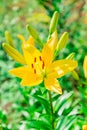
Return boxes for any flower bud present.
[5,31,14,47]
[83,55,87,79]
[26,25,43,48]
[49,11,58,34]
[66,53,79,80]
[49,30,58,50]
[66,53,75,60]
[27,25,38,39]
[71,70,79,80]
[56,32,68,52]
[2,43,26,64]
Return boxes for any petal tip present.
[57,88,62,95]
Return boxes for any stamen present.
[42,61,45,69]
[34,57,36,62]
[31,64,34,68]
[34,69,36,74]
[39,56,42,61]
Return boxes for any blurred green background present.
[0,0,87,130]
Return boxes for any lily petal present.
[48,60,78,78]
[44,77,62,94]
[21,72,43,86]
[9,66,28,78]
[27,36,34,45]
[9,66,43,86]
[22,44,42,67]
[42,43,53,68]
[42,31,58,68]
[18,34,34,46]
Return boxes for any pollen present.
[42,61,45,69]
[31,64,34,68]
[34,69,36,74]
[34,57,36,62]
[39,56,42,61]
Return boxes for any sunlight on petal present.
[47,60,78,78]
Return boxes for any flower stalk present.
[48,91,54,130]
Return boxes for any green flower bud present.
[83,55,87,79]
[26,25,43,48]
[49,11,58,34]
[5,31,14,47]
[56,32,68,52]
[66,53,79,80]
[71,70,79,80]
[2,43,26,64]
[27,25,38,39]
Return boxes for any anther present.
[34,57,36,62]
[31,64,34,68]
[42,61,45,69]
[34,69,36,74]
[39,56,42,61]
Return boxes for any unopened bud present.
[2,43,26,64]
[27,25,38,39]
[56,32,68,52]
[49,30,58,50]
[71,70,79,80]
[66,53,78,80]
[27,25,43,48]
[5,31,14,47]
[83,55,87,79]
[49,11,58,34]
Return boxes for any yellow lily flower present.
[9,32,77,94]
[82,125,87,130]
[83,55,87,79]
[3,33,35,65]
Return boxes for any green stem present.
[48,91,54,130]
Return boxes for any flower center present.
[31,56,45,75]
